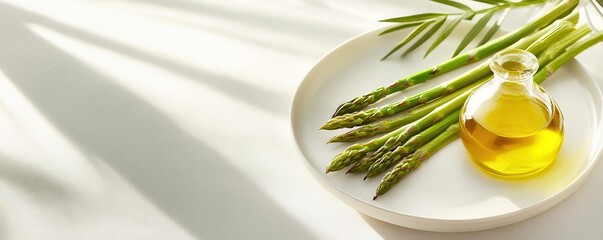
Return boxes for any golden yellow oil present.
[501,60,525,71]
[459,90,564,177]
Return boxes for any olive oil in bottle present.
[459,49,564,176]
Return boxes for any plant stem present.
[371,23,600,197]
[365,109,460,178]
[534,31,603,84]
[322,17,576,130]
[374,124,460,200]
[328,83,468,143]
[331,0,579,117]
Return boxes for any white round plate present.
[290,25,603,232]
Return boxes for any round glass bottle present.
[459,49,564,176]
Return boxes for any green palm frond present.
[402,16,448,57]
[380,0,552,59]
[454,9,495,56]
[477,8,510,46]
[424,13,468,58]
[381,20,435,60]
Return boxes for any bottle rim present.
[490,49,539,81]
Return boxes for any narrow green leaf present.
[470,0,507,5]
[477,8,509,46]
[379,22,425,36]
[423,14,466,58]
[380,13,445,23]
[476,21,502,46]
[431,0,473,12]
[464,11,476,21]
[402,17,447,56]
[381,21,434,60]
[453,10,495,56]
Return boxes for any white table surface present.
[0,0,602,239]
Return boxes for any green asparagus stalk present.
[328,84,466,143]
[372,28,603,198]
[365,109,460,179]
[346,109,460,175]
[534,31,603,84]
[321,61,487,130]
[331,0,579,117]
[320,19,575,130]
[321,59,491,130]
[535,24,593,70]
[341,23,576,176]
[351,82,479,173]
[523,21,575,54]
[325,125,409,173]
[325,22,583,173]
[344,124,416,174]
[361,22,575,175]
[321,65,485,130]
[373,124,460,200]
[325,13,595,176]
[327,17,579,141]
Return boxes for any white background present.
[0,0,601,239]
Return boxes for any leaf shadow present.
[0,2,317,239]
[2,1,292,116]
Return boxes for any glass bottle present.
[459,49,564,177]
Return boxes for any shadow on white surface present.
[2,2,292,116]
[0,156,78,206]
[0,2,317,239]
[123,0,363,58]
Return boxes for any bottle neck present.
[491,72,535,96]
[489,49,539,96]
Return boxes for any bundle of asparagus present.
[320,0,603,199]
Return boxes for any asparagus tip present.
[319,124,336,130]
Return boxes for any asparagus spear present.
[365,109,460,179]
[320,19,577,130]
[346,109,460,175]
[535,24,593,72]
[331,0,579,117]
[321,64,487,130]
[372,28,603,199]
[325,22,578,173]
[325,125,409,173]
[358,79,477,165]
[534,30,603,84]
[373,124,460,200]
[362,22,575,175]
[327,17,579,141]
[328,86,464,143]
